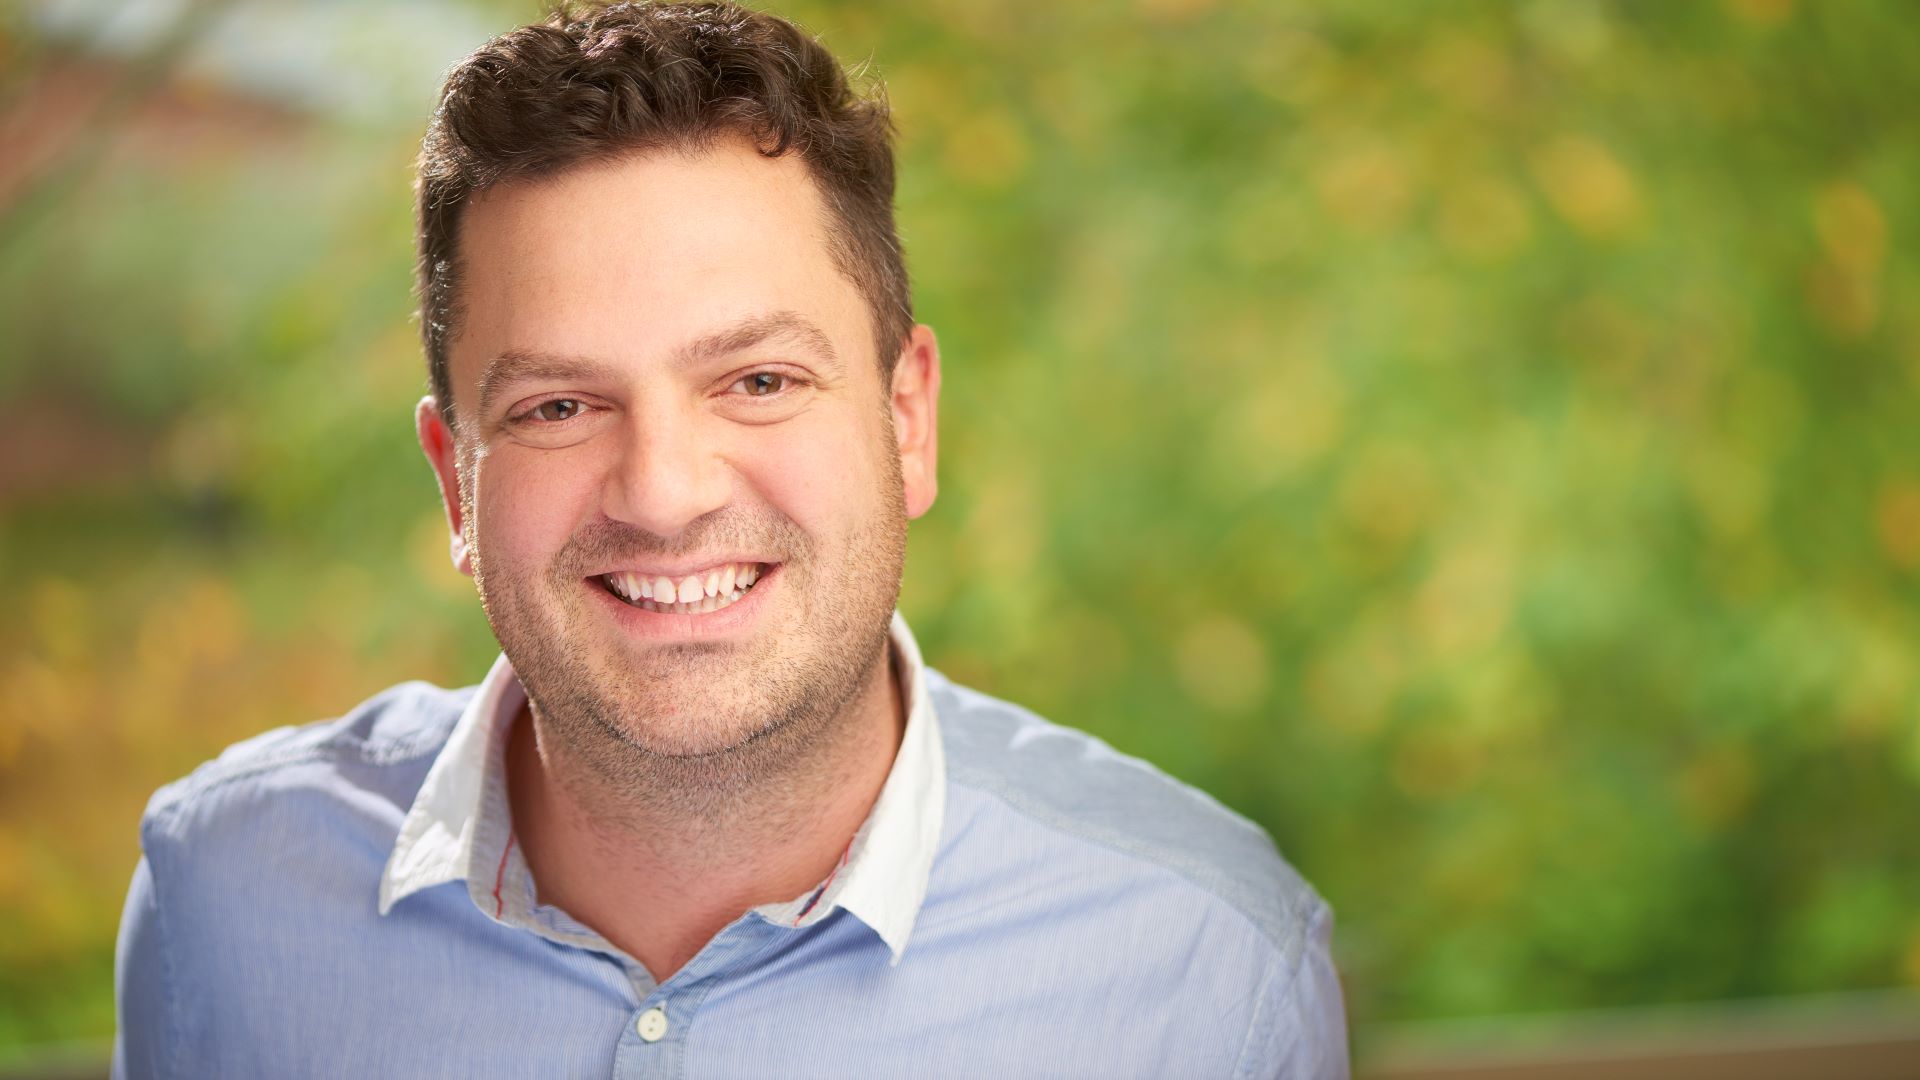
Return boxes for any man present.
[114,3,1348,1076]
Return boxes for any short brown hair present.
[414,1,911,426]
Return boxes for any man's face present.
[416,138,939,758]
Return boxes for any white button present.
[636,1007,668,1042]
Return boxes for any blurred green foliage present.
[2,0,1918,1057]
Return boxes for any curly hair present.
[414,2,911,426]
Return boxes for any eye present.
[735,372,787,397]
[530,398,584,422]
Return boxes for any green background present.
[2,0,1917,1059]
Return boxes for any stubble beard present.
[460,451,908,832]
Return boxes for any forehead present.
[447,138,870,403]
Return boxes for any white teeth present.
[607,563,765,614]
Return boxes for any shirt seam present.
[150,714,459,818]
[948,775,1321,958]
[1232,901,1324,1078]
[1231,951,1283,1079]
[141,817,184,1079]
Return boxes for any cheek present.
[739,415,884,532]
[473,450,605,564]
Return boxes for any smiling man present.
[113,3,1347,1077]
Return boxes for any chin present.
[609,710,778,758]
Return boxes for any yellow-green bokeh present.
[2,0,1918,1055]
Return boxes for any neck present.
[505,640,905,981]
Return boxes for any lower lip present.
[585,565,781,641]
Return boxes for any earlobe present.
[415,396,475,577]
[891,325,942,520]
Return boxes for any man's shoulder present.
[926,668,1327,961]
[119,680,487,1074]
[141,678,472,848]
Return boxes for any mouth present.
[595,561,770,615]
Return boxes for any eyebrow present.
[474,310,842,416]
[679,310,840,377]
[475,352,622,416]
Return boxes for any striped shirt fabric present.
[114,613,1348,1078]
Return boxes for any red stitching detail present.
[791,838,855,926]
[493,832,516,919]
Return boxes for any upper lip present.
[587,558,776,579]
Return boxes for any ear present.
[415,396,474,577]
[890,324,941,520]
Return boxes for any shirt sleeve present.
[1235,901,1351,1080]
[114,853,171,1080]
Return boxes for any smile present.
[597,561,766,615]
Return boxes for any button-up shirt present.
[115,613,1348,1078]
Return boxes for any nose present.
[599,406,732,539]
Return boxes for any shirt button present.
[636,1007,669,1042]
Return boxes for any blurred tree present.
[1,0,1917,1058]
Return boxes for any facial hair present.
[459,444,907,833]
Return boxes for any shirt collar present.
[379,611,946,965]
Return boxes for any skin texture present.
[414,136,941,980]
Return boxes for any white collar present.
[379,611,946,965]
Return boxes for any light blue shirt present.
[115,614,1348,1078]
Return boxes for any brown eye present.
[533,399,583,421]
[742,372,785,396]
